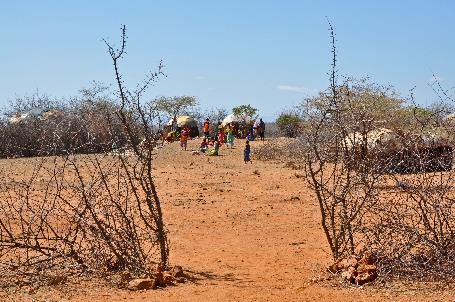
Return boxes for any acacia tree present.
[232,104,258,124]
[203,107,228,123]
[359,75,455,280]
[154,95,198,122]
[276,110,303,138]
[200,107,228,133]
[303,85,390,259]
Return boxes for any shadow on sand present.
[184,269,248,286]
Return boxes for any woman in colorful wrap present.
[217,123,225,146]
[180,126,189,150]
[226,124,235,148]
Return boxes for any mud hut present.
[344,128,453,174]
[221,114,252,127]
[165,115,199,138]
[221,114,253,138]
[8,107,63,124]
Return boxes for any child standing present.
[244,140,252,164]
[200,138,208,153]
[180,127,189,150]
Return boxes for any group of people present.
[166,117,264,163]
[253,118,266,141]
[205,121,236,148]
[197,131,251,163]
[198,137,221,156]
[199,119,234,156]
[200,118,257,163]
[203,118,265,142]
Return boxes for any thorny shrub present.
[0,26,170,288]
[263,21,455,282]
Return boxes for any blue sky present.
[1,1,454,120]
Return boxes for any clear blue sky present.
[1,1,454,120]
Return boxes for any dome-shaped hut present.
[344,127,452,173]
[165,115,199,138]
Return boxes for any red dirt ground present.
[2,138,453,302]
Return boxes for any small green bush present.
[276,112,303,138]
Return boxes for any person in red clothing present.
[199,138,208,153]
[203,118,210,138]
[180,126,189,150]
[217,122,225,146]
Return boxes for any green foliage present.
[202,107,228,132]
[232,104,258,120]
[389,105,439,133]
[302,79,406,133]
[399,105,432,119]
[276,112,303,137]
[154,95,198,118]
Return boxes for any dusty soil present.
[1,138,454,301]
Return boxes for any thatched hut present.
[220,114,254,138]
[344,128,453,174]
[221,114,252,127]
[8,107,64,124]
[165,115,199,138]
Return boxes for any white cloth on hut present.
[221,114,252,127]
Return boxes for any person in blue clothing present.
[247,130,255,141]
[244,140,252,164]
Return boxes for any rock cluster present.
[126,265,186,291]
[328,253,378,285]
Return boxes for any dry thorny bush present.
[0,85,137,159]
[315,83,454,283]
[254,137,306,163]
[304,81,455,281]
[0,25,170,288]
[257,22,455,284]
[363,170,455,281]
[0,154,161,285]
[259,81,455,282]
